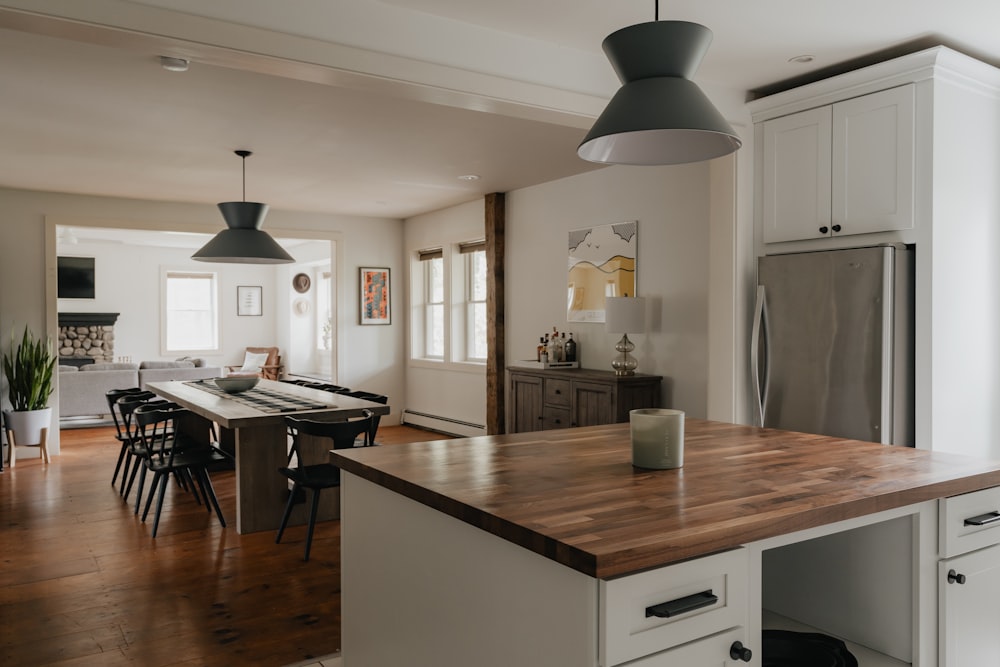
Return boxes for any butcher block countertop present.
[330,419,1000,579]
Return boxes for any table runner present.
[185,379,329,413]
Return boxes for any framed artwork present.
[237,285,263,317]
[360,267,391,325]
[567,221,637,323]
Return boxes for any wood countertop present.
[330,419,1000,579]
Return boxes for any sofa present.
[59,359,223,419]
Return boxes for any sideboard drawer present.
[940,485,1000,558]
[542,406,571,430]
[600,548,748,666]
[544,379,571,407]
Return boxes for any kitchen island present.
[331,420,1000,666]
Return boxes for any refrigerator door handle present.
[751,285,770,427]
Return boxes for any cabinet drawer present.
[544,379,571,407]
[615,627,748,666]
[542,406,571,430]
[600,548,748,666]
[940,485,1000,558]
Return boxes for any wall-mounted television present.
[57,256,96,299]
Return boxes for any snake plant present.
[2,326,56,412]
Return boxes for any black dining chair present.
[116,391,160,500]
[345,391,388,444]
[276,410,375,561]
[134,403,229,537]
[106,387,145,488]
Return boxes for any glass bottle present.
[564,333,577,363]
[549,328,562,362]
[536,337,546,362]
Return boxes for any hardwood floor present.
[0,424,453,666]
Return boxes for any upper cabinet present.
[761,85,915,243]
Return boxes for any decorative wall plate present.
[293,298,310,316]
[293,272,311,293]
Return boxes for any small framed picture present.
[237,285,262,317]
[359,267,391,325]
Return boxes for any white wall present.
[404,199,488,429]
[507,163,714,417]
[0,187,405,456]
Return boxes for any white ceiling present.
[4,0,1000,243]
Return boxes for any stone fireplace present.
[58,312,120,366]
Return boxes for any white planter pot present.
[3,407,53,446]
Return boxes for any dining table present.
[146,378,391,534]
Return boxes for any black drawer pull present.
[964,511,1000,526]
[645,590,717,618]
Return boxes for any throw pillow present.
[240,351,270,373]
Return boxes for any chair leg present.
[119,452,133,496]
[141,472,161,521]
[150,474,169,538]
[195,468,226,528]
[304,488,322,562]
[133,465,148,515]
[275,483,298,545]
[123,457,141,502]
[111,442,128,486]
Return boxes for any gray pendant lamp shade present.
[578,21,742,166]
[192,151,294,264]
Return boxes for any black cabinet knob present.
[730,640,752,662]
[948,569,967,585]
[832,224,842,232]
[819,226,829,234]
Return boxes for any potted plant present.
[2,325,56,461]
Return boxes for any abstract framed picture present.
[360,267,391,325]
[567,221,637,323]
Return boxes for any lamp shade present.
[578,21,742,166]
[192,202,294,264]
[606,296,647,334]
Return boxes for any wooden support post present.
[485,192,506,435]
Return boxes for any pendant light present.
[192,150,294,264]
[578,2,742,166]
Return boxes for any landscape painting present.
[567,221,637,323]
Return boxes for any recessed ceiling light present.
[160,56,189,72]
[458,174,481,181]
[788,55,815,64]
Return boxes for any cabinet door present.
[571,381,614,427]
[761,105,832,243]
[940,543,1000,666]
[832,84,915,237]
[509,374,543,433]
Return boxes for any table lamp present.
[605,296,647,376]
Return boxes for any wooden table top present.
[330,419,1000,578]
[147,378,390,429]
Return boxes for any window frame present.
[161,268,220,355]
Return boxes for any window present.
[316,269,332,351]
[420,248,444,359]
[163,270,219,352]
[461,241,487,361]
[411,241,487,365]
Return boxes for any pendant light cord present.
[654,0,658,21]
[235,149,252,202]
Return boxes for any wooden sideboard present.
[506,366,661,433]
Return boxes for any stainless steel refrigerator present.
[752,244,914,446]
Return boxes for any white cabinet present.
[939,487,1000,666]
[939,544,1000,666]
[761,85,915,243]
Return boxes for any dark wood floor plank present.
[1,423,448,666]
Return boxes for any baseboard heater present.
[400,410,486,438]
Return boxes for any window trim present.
[161,268,220,355]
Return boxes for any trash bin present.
[763,630,859,667]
